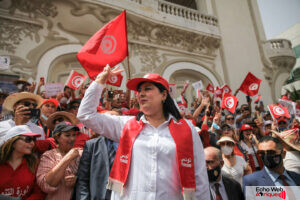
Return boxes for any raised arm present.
[77,65,132,142]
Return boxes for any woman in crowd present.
[0,125,44,199]
[217,136,252,186]
[77,65,209,200]
[239,124,263,172]
[36,122,81,200]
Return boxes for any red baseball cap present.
[126,73,169,91]
[277,118,287,123]
[240,124,253,131]
[41,98,59,108]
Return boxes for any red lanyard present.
[38,120,50,138]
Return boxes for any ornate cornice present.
[0,18,42,53]
[9,0,58,17]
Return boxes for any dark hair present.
[136,82,182,121]
[258,136,283,151]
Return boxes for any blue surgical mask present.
[41,113,48,121]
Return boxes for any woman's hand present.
[95,64,124,85]
[65,175,77,187]
[65,148,80,161]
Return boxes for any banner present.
[0,56,10,70]
[192,80,203,91]
[278,98,296,116]
[206,83,214,93]
[45,83,64,98]
[65,70,87,90]
[239,72,262,96]
[77,10,128,79]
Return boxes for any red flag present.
[254,94,262,104]
[214,86,223,98]
[268,104,291,119]
[239,72,262,96]
[65,70,87,90]
[197,89,202,98]
[180,95,187,108]
[77,10,128,79]
[107,74,123,87]
[221,93,238,113]
[206,83,214,93]
[221,84,232,94]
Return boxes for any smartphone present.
[246,95,251,103]
[25,108,40,118]
[108,91,114,101]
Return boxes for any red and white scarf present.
[107,117,196,199]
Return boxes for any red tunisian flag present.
[239,72,262,96]
[77,10,128,79]
[221,93,238,113]
[214,86,223,99]
[66,70,87,90]
[268,104,291,119]
[221,84,232,94]
[107,74,123,87]
[206,83,214,93]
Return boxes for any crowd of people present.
[0,66,299,200]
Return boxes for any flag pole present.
[124,10,132,107]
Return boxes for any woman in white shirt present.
[77,66,209,200]
[217,136,252,186]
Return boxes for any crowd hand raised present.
[14,105,31,125]
[201,96,210,107]
[65,175,77,187]
[95,64,124,85]
[254,119,263,128]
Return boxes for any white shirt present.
[283,151,300,173]
[240,140,259,167]
[0,119,45,139]
[77,82,210,200]
[221,155,247,186]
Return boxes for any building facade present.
[0,0,296,105]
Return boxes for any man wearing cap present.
[277,117,288,132]
[0,92,44,137]
[204,146,244,200]
[36,98,59,138]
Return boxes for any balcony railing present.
[158,0,218,26]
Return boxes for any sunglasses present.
[53,117,65,124]
[278,122,286,125]
[257,150,281,157]
[23,101,37,108]
[19,136,36,143]
[226,117,234,121]
[219,141,234,146]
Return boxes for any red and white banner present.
[278,98,296,116]
[221,93,238,113]
[106,74,123,87]
[196,89,202,99]
[268,104,291,119]
[77,10,128,79]
[239,72,261,96]
[192,80,203,91]
[221,84,232,94]
[65,70,87,90]
[206,83,214,93]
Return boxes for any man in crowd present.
[243,136,300,191]
[204,146,244,200]
[0,92,44,136]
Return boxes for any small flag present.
[239,72,261,96]
[106,74,123,87]
[65,70,87,90]
[268,104,291,119]
[221,93,238,113]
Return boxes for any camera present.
[108,91,114,101]
[25,108,40,118]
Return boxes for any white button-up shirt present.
[77,82,210,200]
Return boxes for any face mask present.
[41,113,48,121]
[207,165,221,182]
[260,154,282,169]
[221,145,233,155]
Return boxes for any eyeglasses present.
[219,141,234,146]
[23,101,37,108]
[222,127,232,132]
[257,150,281,157]
[53,117,65,124]
[19,136,36,143]
[226,117,234,121]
